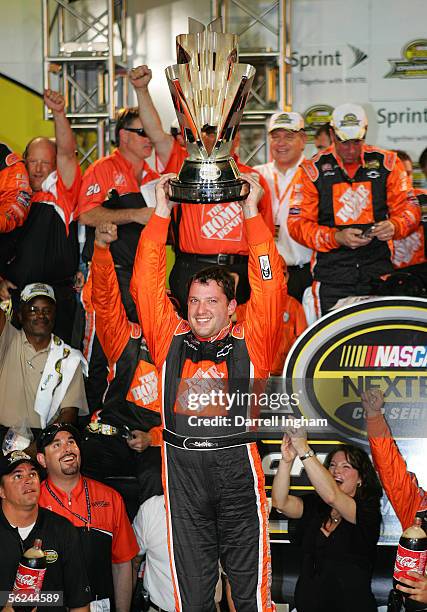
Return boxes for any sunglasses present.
[122,127,147,137]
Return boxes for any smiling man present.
[0,282,88,449]
[254,112,313,302]
[130,173,284,611]
[0,449,91,612]
[37,423,138,612]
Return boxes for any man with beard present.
[37,423,138,612]
[0,449,91,612]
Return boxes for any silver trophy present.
[166,18,256,204]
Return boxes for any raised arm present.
[365,389,423,529]
[91,223,134,364]
[289,426,358,524]
[243,174,286,376]
[44,89,78,189]
[130,174,180,369]
[271,433,304,518]
[130,65,175,168]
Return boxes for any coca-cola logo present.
[395,554,418,569]
[15,572,37,587]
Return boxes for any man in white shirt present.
[254,112,313,301]
[132,495,175,612]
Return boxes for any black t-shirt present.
[289,493,381,612]
[0,505,91,612]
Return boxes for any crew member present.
[0,90,81,344]
[0,449,91,612]
[254,111,312,301]
[80,223,163,517]
[288,103,421,316]
[130,173,283,611]
[37,423,138,612]
[0,142,31,236]
[365,389,427,607]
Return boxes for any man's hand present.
[361,389,384,418]
[154,173,178,219]
[129,65,152,91]
[44,88,65,115]
[335,228,373,249]
[0,279,17,301]
[369,220,395,241]
[95,223,118,247]
[127,430,152,453]
[396,572,427,603]
[280,433,297,464]
[240,173,263,219]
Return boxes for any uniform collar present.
[193,322,232,343]
[273,155,304,176]
[45,474,84,503]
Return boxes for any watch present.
[299,448,315,461]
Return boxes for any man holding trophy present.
[130,30,274,312]
[129,18,280,611]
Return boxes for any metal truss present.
[42,0,128,162]
[213,0,292,164]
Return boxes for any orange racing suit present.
[130,211,283,612]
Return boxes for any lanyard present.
[45,479,92,530]
[273,171,294,210]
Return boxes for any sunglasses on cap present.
[122,127,147,137]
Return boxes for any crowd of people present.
[0,62,427,612]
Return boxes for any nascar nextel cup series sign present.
[283,297,427,442]
[262,297,427,544]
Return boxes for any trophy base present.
[169,158,250,204]
[169,178,249,204]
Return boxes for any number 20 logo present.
[86,183,101,196]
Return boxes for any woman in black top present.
[272,427,382,612]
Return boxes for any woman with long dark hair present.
[272,427,382,612]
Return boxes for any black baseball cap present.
[37,423,81,453]
[0,450,39,477]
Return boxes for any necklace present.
[330,510,341,524]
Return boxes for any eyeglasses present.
[122,127,147,137]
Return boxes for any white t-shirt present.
[254,159,312,267]
[133,496,174,612]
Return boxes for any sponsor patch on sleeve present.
[5,152,19,167]
[259,254,273,280]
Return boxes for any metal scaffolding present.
[213,0,292,165]
[42,0,129,164]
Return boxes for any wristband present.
[299,448,315,461]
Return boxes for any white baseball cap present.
[268,111,304,133]
[20,283,56,303]
[330,103,368,141]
